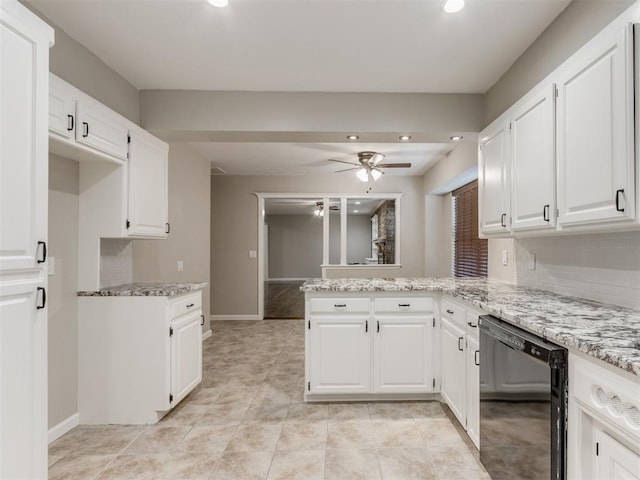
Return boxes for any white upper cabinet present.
[48,75,76,141]
[556,23,635,226]
[49,74,129,164]
[76,98,129,160]
[479,119,510,236]
[510,83,556,231]
[127,128,169,237]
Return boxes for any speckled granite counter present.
[78,282,207,297]
[301,278,640,377]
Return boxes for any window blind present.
[452,180,488,277]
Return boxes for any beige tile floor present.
[49,320,490,479]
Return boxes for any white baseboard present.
[210,314,261,321]
[48,412,79,444]
[202,329,212,341]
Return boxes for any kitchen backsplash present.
[100,238,133,288]
[515,231,640,309]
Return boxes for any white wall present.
[48,155,79,429]
[515,232,640,309]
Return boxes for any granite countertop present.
[301,277,640,378]
[78,282,208,297]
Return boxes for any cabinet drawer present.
[374,297,433,313]
[169,292,202,319]
[309,298,370,314]
[441,298,466,326]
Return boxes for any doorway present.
[262,198,323,319]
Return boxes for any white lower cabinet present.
[465,334,480,449]
[568,353,640,480]
[78,290,203,424]
[305,295,436,399]
[308,316,370,394]
[440,297,482,449]
[441,316,467,424]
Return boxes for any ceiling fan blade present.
[377,163,412,168]
[335,167,360,173]
[372,167,385,174]
[328,159,359,166]
[370,153,386,165]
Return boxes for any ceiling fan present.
[329,151,412,182]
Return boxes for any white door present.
[76,98,128,160]
[48,74,76,140]
[308,316,370,394]
[595,429,640,480]
[373,316,432,393]
[170,312,202,407]
[466,335,480,449]
[510,83,556,231]
[556,24,635,226]
[127,131,169,237]
[478,120,510,235]
[441,317,466,426]
[0,3,52,478]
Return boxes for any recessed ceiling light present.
[208,0,229,7]
[442,0,464,13]
[346,135,359,140]
[399,135,411,141]
[353,210,359,213]
[450,135,464,141]
[355,201,361,205]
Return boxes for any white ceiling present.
[29,0,571,177]
[191,141,455,175]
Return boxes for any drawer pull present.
[334,304,347,308]
[458,337,464,351]
[467,321,477,328]
[398,303,411,308]
[446,309,454,315]
[186,303,195,308]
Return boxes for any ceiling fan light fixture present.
[346,135,359,140]
[442,0,464,13]
[370,169,383,181]
[208,0,229,7]
[369,152,385,165]
[356,168,371,182]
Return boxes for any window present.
[452,181,487,277]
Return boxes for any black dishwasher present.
[478,315,567,480]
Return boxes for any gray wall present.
[266,215,323,279]
[210,175,424,317]
[132,143,212,325]
[48,156,80,429]
[484,0,633,125]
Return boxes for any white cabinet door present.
[0,280,47,480]
[170,312,203,407]
[441,317,466,426]
[557,24,635,226]
[308,316,370,394]
[374,316,432,393]
[48,74,76,140]
[465,335,480,449]
[76,99,128,160]
[479,120,510,235]
[510,84,556,231]
[0,7,49,274]
[594,429,640,480]
[127,130,169,237]
[0,3,51,477]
